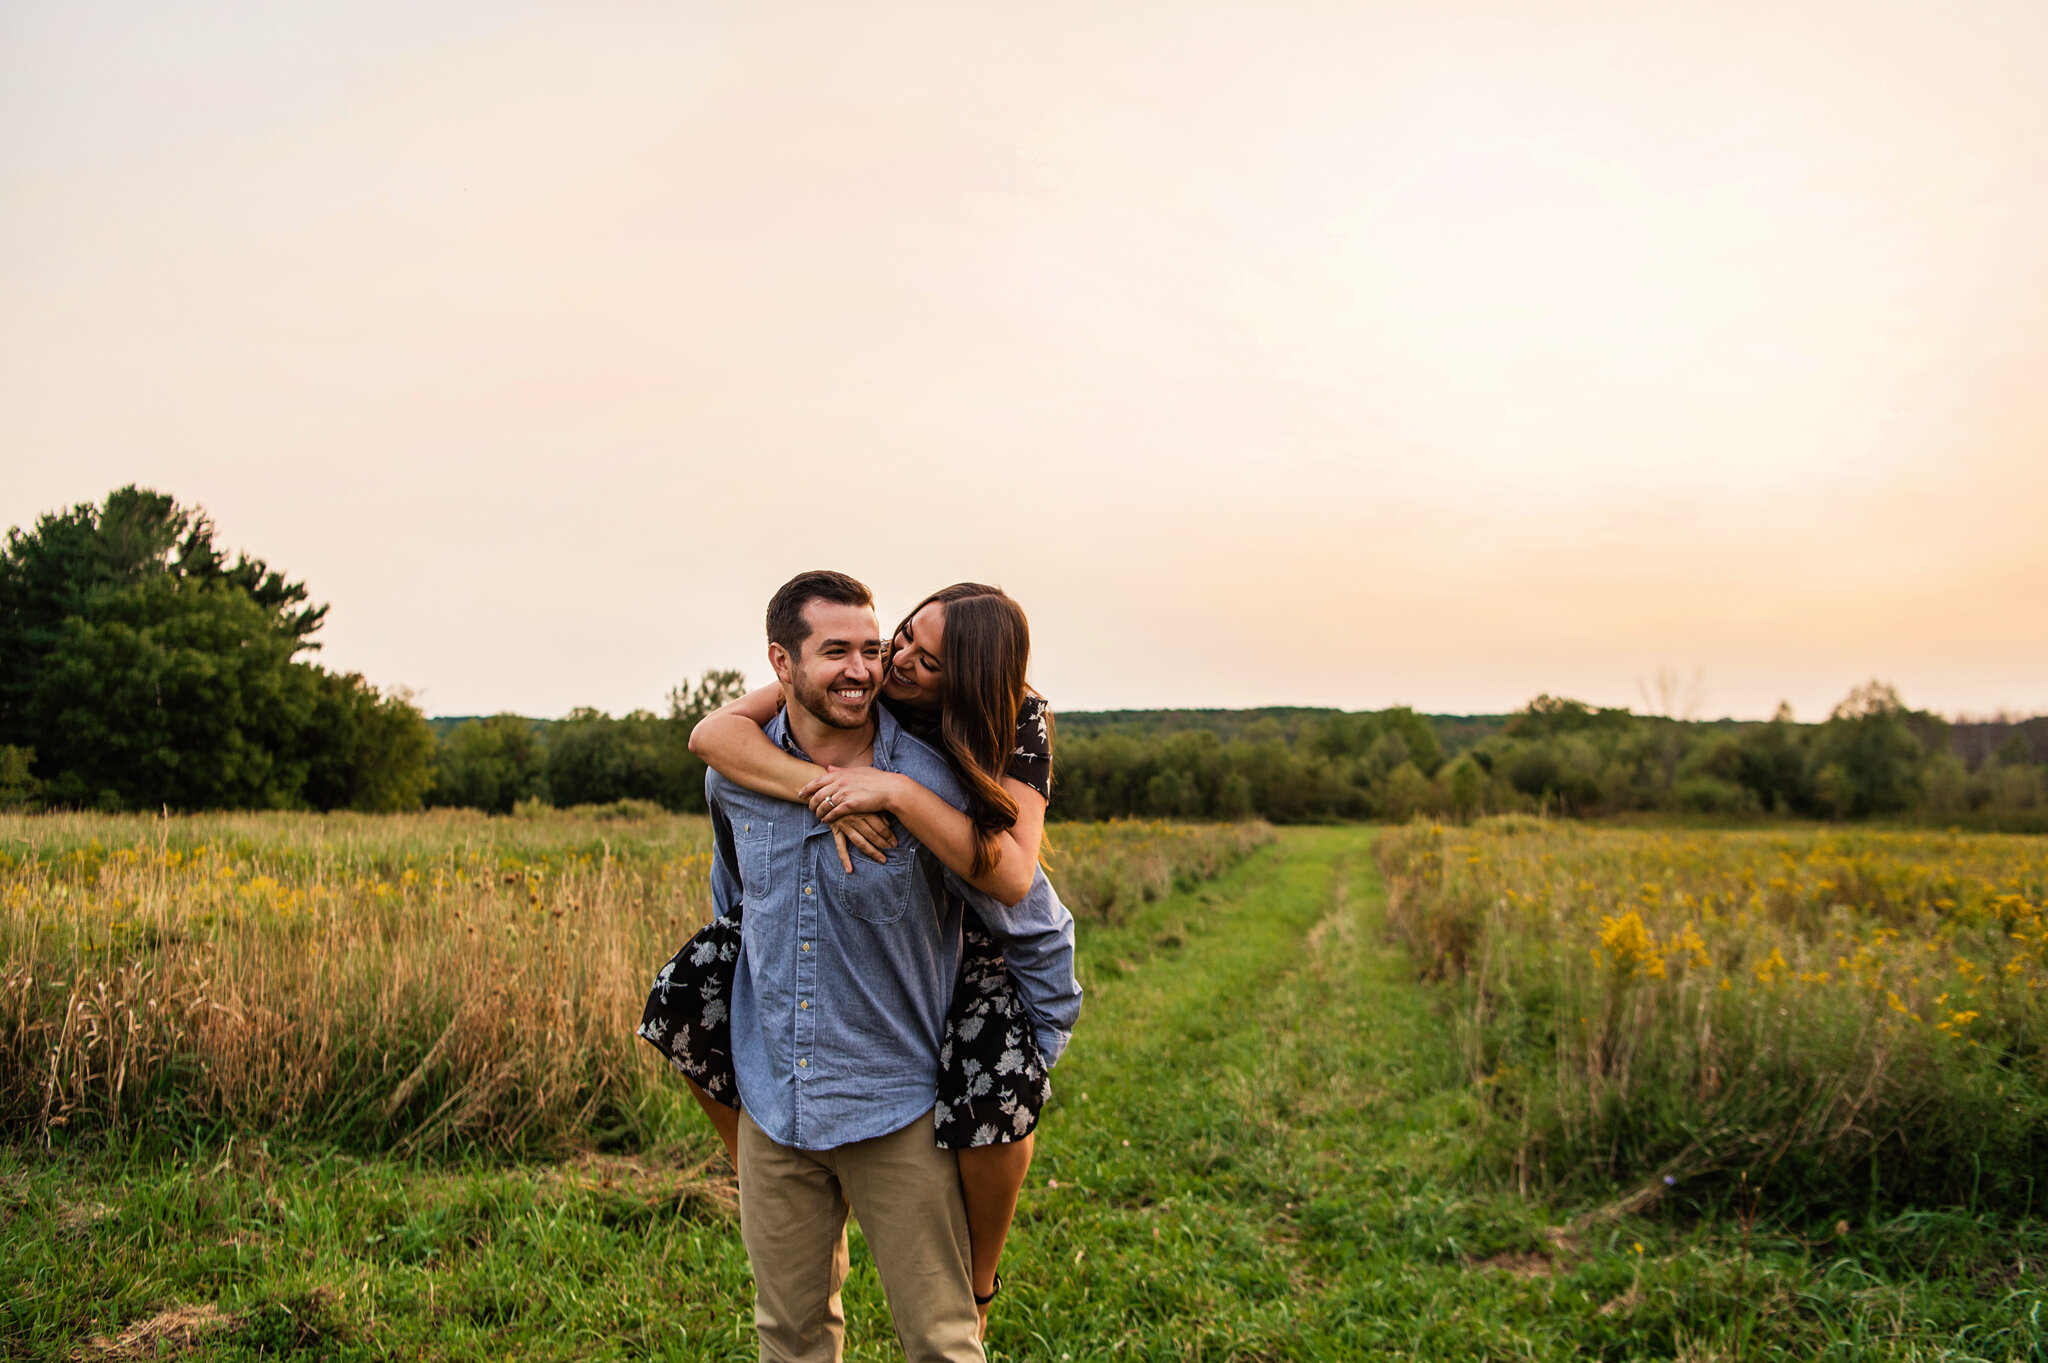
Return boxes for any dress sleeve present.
[1006,695,1053,802]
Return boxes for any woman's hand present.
[801,767,912,824]
[829,812,897,873]
[805,768,912,873]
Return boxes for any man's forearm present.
[949,868,1082,1065]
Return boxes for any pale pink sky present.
[5,2,2046,719]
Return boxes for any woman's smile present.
[885,601,949,707]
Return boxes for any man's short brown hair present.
[766,570,875,658]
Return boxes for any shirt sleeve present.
[706,775,743,922]
[944,865,1083,1067]
[1006,696,1053,802]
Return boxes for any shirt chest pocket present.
[736,820,773,901]
[837,843,919,924]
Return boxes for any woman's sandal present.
[975,1274,1001,1340]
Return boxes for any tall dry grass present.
[3,807,713,1153]
[1377,818,2048,1210]
[1052,819,1274,923]
[2,808,1271,1154]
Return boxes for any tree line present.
[0,487,433,812]
[420,674,745,815]
[5,488,2044,827]
[1046,688,2048,828]
[0,488,748,817]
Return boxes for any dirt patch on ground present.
[53,1198,116,1237]
[73,1305,233,1360]
[1469,1226,1588,1279]
[552,1151,738,1218]
[1598,1285,1644,1316]
[1304,878,1355,959]
[1576,1181,1665,1225]
[1473,1250,1556,1278]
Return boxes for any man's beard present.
[790,669,876,731]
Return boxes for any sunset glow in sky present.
[5,2,2046,719]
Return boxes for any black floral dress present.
[638,904,742,1106]
[638,695,1055,1150]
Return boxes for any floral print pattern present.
[640,700,1057,1143]
[638,902,1052,1147]
[637,903,743,1107]
[881,694,1053,802]
[1008,695,1053,801]
[934,909,1051,1149]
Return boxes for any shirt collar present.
[764,701,900,771]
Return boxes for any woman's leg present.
[957,1133,1034,1336]
[685,1076,741,1170]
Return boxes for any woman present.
[641,583,1055,1337]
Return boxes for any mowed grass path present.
[7,827,2045,1360]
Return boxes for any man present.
[707,570,1081,1363]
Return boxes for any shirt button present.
[802,942,810,951]
[800,999,809,1010]
[804,886,812,895]
[798,1058,808,1068]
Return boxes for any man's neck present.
[782,692,877,768]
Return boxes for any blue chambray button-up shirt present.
[707,703,1083,1152]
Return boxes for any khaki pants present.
[737,1110,984,1363]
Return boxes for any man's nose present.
[843,651,874,682]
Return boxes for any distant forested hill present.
[1055,707,1345,743]
[1058,707,1516,757]
[1059,707,1779,756]
[1039,693,2048,828]
[417,699,2048,829]
[426,715,555,742]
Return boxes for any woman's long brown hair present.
[895,583,1045,879]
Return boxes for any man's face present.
[771,599,884,731]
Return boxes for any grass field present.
[1377,820,2048,1211]
[6,823,2047,1360]
[2,808,1267,1153]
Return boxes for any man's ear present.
[768,642,794,687]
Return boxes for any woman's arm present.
[689,685,893,867]
[800,769,1047,907]
[687,685,817,802]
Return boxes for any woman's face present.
[883,600,946,710]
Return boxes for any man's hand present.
[829,812,896,873]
